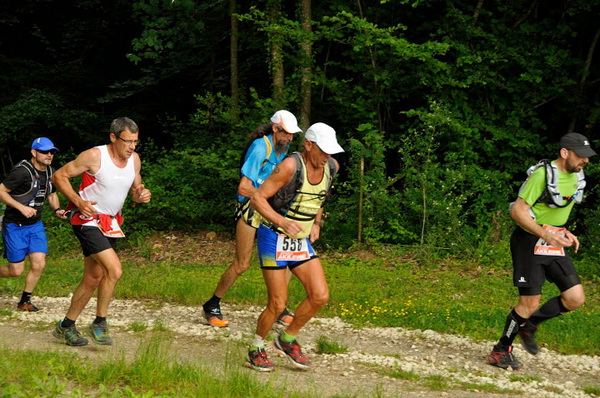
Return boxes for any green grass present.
[1,242,599,356]
[315,336,349,354]
[0,336,309,398]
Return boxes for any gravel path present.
[1,296,598,397]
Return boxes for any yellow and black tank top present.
[267,152,337,239]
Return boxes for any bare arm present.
[47,192,67,219]
[129,152,151,203]
[0,183,37,218]
[237,176,256,199]
[52,148,100,218]
[511,197,579,252]
[251,158,304,238]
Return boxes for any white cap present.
[270,110,302,134]
[304,123,344,155]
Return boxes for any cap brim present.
[574,148,597,157]
[284,124,303,134]
[320,142,344,155]
[35,146,59,152]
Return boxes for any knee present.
[310,289,329,309]
[563,293,585,311]
[106,267,123,283]
[83,273,103,288]
[9,268,24,277]
[268,297,287,315]
[231,258,251,276]
[29,261,46,274]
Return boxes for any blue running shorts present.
[256,224,318,270]
[2,221,48,263]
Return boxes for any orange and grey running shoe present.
[273,334,311,369]
[203,306,229,327]
[17,301,41,312]
[486,344,523,370]
[245,347,275,372]
[276,309,294,327]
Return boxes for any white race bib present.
[276,234,310,261]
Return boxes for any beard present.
[275,140,289,153]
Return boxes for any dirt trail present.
[1,296,598,397]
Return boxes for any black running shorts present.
[72,225,118,257]
[510,227,581,295]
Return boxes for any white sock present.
[252,334,265,348]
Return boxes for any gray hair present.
[110,117,139,137]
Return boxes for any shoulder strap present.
[9,160,38,204]
[261,135,273,168]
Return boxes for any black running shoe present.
[17,301,41,312]
[518,323,539,355]
[486,344,522,370]
[202,306,229,327]
[52,321,88,346]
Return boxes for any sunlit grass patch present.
[423,374,451,390]
[582,385,600,396]
[127,321,149,332]
[315,336,348,354]
[457,381,523,395]
[0,308,13,317]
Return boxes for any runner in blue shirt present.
[202,110,302,327]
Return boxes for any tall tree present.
[299,0,312,129]
[268,0,285,108]
[230,0,240,120]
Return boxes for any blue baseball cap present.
[31,137,59,152]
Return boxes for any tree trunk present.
[268,0,285,109]
[568,26,600,132]
[299,0,312,131]
[230,0,240,120]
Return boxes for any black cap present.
[559,132,597,158]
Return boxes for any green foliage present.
[315,336,349,354]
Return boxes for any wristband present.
[54,208,63,213]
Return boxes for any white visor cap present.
[304,122,344,155]
[270,110,302,134]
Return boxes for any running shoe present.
[518,323,539,355]
[17,301,41,312]
[245,348,275,372]
[273,335,311,369]
[486,344,523,370]
[87,322,113,345]
[203,306,229,327]
[52,321,88,346]
[276,309,294,327]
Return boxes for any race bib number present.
[98,218,126,238]
[534,225,565,256]
[276,234,310,261]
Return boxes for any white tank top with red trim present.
[79,145,135,217]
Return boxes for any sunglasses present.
[36,149,57,155]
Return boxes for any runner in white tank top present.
[51,117,152,347]
[77,144,135,222]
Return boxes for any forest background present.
[1,0,599,279]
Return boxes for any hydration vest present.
[9,160,53,207]
[239,135,273,175]
[514,159,585,209]
[268,152,337,219]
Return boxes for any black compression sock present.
[93,316,107,325]
[499,309,527,347]
[204,294,222,309]
[19,291,32,305]
[529,296,569,326]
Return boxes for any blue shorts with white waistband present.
[2,221,47,263]
[256,224,318,270]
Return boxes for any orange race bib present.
[534,225,565,256]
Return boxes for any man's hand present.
[77,200,98,218]
[545,229,580,253]
[19,205,37,218]
[133,184,151,203]
[280,219,304,239]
